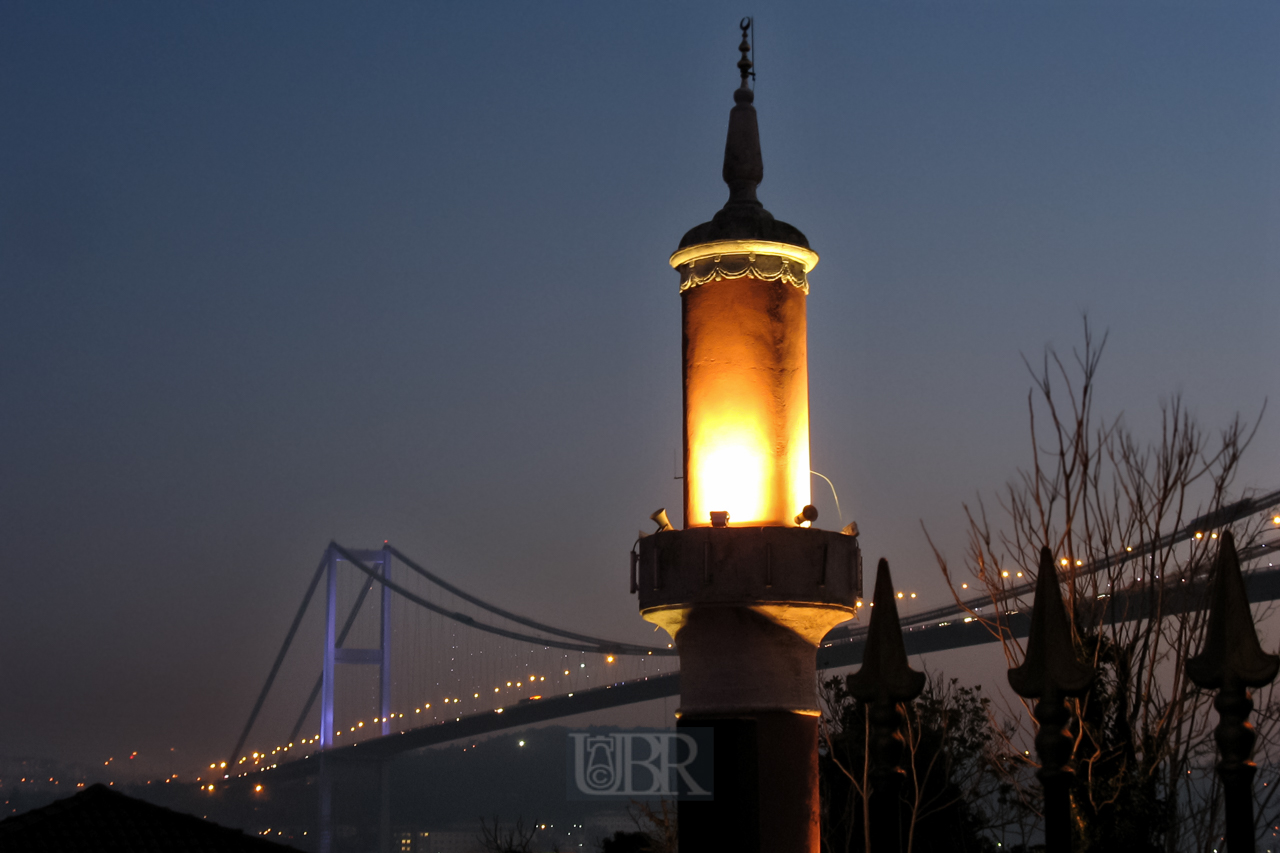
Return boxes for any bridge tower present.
[320,544,394,749]
[635,21,860,853]
[317,544,394,853]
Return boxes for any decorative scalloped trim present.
[677,252,809,295]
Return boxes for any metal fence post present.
[848,558,925,853]
[1008,547,1095,853]
[1186,531,1279,853]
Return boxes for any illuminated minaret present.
[634,20,860,853]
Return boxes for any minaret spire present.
[677,18,808,250]
[723,17,763,207]
[646,22,836,848]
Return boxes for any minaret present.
[673,21,816,531]
[634,20,860,853]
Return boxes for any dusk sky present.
[2,2,1278,772]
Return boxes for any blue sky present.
[2,1,1277,766]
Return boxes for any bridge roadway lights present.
[637,526,860,853]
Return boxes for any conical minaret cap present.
[678,22,809,250]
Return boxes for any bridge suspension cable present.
[330,543,673,656]
[386,544,654,648]
[286,575,378,745]
[229,491,1279,774]
[226,552,329,774]
[232,540,675,769]
[825,487,1280,644]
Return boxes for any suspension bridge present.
[212,489,1280,791]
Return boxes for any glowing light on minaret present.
[633,21,859,853]
[671,29,818,529]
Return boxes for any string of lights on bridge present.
[201,513,1279,791]
[202,649,675,789]
[7,515,1272,808]
[54,505,1262,794]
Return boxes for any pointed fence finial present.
[847,559,924,853]
[1007,547,1095,853]
[1008,547,1094,700]
[1187,530,1278,853]
[848,559,926,705]
[1186,530,1279,690]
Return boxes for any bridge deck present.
[235,560,1280,785]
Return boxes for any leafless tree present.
[820,672,1016,852]
[627,799,677,853]
[926,319,1277,852]
[478,816,538,853]
[819,675,871,853]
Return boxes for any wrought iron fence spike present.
[1007,546,1095,853]
[1187,530,1280,691]
[1187,530,1279,853]
[1008,547,1094,699]
[847,558,925,705]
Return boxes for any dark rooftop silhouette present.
[0,784,299,852]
